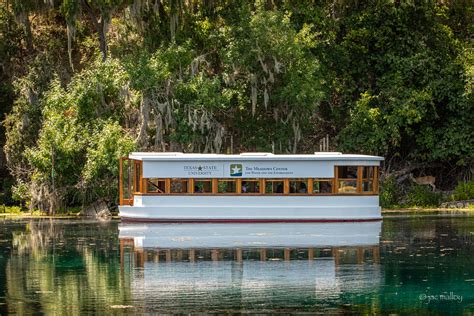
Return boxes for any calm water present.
[0,216,474,314]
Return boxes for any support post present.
[119,158,124,206]
[235,248,242,262]
[260,249,266,261]
[284,179,289,194]
[189,249,195,262]
[357,166,363,193]
[374,167,379,193]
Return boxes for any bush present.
[2,206,22,214]
[380,176,403,208]
[11,180,30,203]
[452,180,474,201]
[405,185,443,208]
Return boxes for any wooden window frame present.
[311,178,334,195]
[357,166,363,194]
[374,167,379,193]
[308,179,313,193]
[131,169,380,196]
[170,178,189,194]
[335,166,359,194]
[236,179,242,195]
[193,179,213,194]
[284,179,289,194]
[216,179,238,194]
[134,160,143,194]
[119,157,134,206]
[360,166,378,194]
[288,179,310,195]
[212,179,218,194]
[119,157,123,205]
[188,179,194,193]
[240,179,261,195]
[145,178,166,194]
[263,179,285,195]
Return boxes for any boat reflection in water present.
[119,222,382,312]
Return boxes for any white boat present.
[118,152,383,222]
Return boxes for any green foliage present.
[0,2,22,103]
[2,206,23,214]
[60,0,80,23]
[221,8,324,150]
[81,120,136,202]
[0,2,23,205]
[452,181,474,201]
[3,59,47,179]
[24,57,136,206]
[330,3,474,164]
[405,185,443,208]
[380,176,403,209]
[11,180,29,203]
[1,1,473,209]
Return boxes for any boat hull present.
[119,195,382,222]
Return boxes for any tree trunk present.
[98,19,107,61]
[21,13,33,52]
[82,0,108,61]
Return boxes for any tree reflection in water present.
[3,219,131,315]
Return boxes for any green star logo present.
[230,164,242,176]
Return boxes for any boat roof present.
[128,152,384,161]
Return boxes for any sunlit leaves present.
[24,57,135,202]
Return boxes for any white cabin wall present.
[124,195,381,220]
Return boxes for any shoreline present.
[1,208,473,221]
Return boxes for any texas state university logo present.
[230,164,243,176]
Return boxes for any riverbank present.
[0,213,122,220]
[1,208,473,220]
[382,208,474,218]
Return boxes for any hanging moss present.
[1,0,473,208]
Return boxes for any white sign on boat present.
[143,160,335,178]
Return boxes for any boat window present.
[338,179,357,193]
[362,167,374,193]
[265,179,284,194]
[337,166,359,193]
[134,161,141,193]
[289,179,308,194]
[119,158,134,205]
[338,166,358,179]
[363,181,373,192]
[363,166,374,179]
[126,172,378,195]
[146,178,166,193]
[170,179,188,193]
[241,179,260,194]
[194,179,212,193]
[217,179,237,193]
[313,179,333,194]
